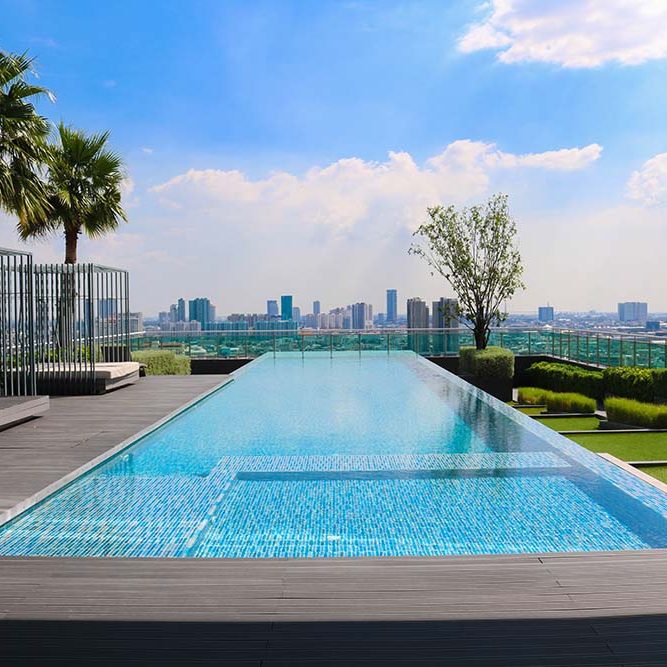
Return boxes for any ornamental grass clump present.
[545,392,596,414]
[517,387,553,405]
[605,397,667,429]
[131,350,190,375]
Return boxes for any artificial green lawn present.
[534,416,600,432]
[568,431,667,462]
[637,465,667,484]
[515,406,545,416]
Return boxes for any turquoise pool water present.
[2,351,667,558]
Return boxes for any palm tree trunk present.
[64,228,79,264]
[60,227,79,361]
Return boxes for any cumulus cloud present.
[459,0,667,68]
[150,140,601,234]
[627,153,667,206]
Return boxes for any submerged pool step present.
[211,452,570,479]
[235,467,573,482]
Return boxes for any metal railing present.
[0,248,35,396]
[33,263,130,394]
[129,327,667,368]
[34,319,667,369]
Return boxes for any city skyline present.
[2,2,667,314]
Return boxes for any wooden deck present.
[1,374,667,664]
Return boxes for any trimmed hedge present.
[603,367,654,402]
[654,369,667,402]
[524,362,604,400]
[517,387,553,405]
[603,367,667,403]
[132,350,191,375]
[605,397,667,429]
[545,392,596,414]
[459,346,514,380]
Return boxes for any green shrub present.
[524,361,603,400]
[603,367,655,402]
[651,369,667,402]
[131,350,191,375]
[517,387,553,405]
[459,346,514,379]
[545,392,596,414]
[605,397,667,429]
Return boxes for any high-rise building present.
[208,303,216,324]
[177,298,186,322]
[281,295,293,321]
[407,298,429,353]
[407,298,429,329]
[618,302,648,324]
[267,300,279,317]
[158,311,170,329]
[386,289,397,324]
[169,303,178,323]
[99,298,117,319]
[189,297,212,328]
[129,312,144,334]
[292,306,301,322]
[432,297,458,355]
[313,300,321,316]
[351,302,372,329]
[538,306,555,323]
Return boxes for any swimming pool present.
[2,351,667,558]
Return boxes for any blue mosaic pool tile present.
[2,351,667,559]
[191,477,649,559]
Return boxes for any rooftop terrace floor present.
[1,375,667,664]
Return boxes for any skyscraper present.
[538,306,554,323]
[407,297,429,353]
[432,297,458,355]
[177,298,186,322]
[351,302,372,329]
[386,289,397,324]
[407,298,429,329]
[618,302,648,324]
[313,300,321,316]
[189,297,212,328]
[281,295,293,321]
[292,306,301,322]
[267,300,279,317]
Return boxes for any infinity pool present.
[2,351,667,558]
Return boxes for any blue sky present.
[2,0,667,315]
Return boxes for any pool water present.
[2,351,667,558]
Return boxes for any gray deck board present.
[1,376,667,663]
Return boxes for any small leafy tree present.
[410,193,525,350]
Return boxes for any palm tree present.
[0,51,53,225]
[22,123,127,263]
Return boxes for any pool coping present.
[0,375,235,529]
[599,452,667,495]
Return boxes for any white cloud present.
[627,152,667,206]
[459,0,667,68]
[151,140,601,234]
[141,147,154,154]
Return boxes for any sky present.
[1,0,667,316]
